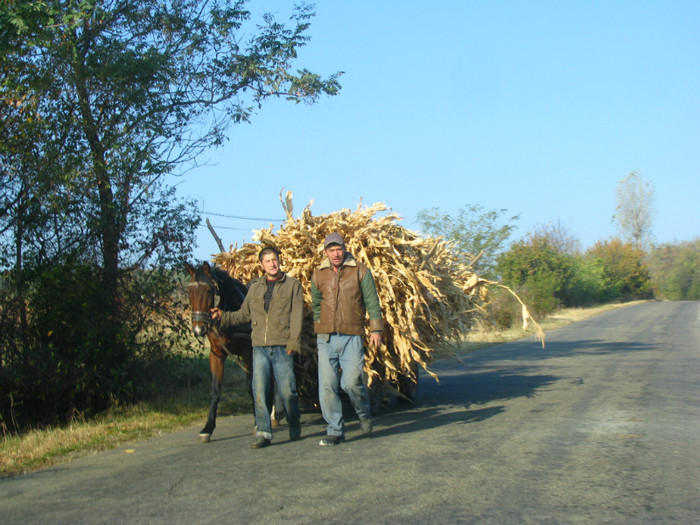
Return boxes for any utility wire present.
[203,210,283,222]
[207,226,260,231]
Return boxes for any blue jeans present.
[252,346,300,440]
[317,333,371,437]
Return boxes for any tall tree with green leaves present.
[417,204,519,278]
[0,0,342,427]
[613,172,655,250]
[1,0,341,296]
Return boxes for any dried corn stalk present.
[213,192,542,394]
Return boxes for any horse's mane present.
[210,265,248,311]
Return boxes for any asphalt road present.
[2,301,699,524]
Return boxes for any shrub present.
[1,257,194,432]
[585,239,653,301]
[497,235,576,318]
[647,239,700,300]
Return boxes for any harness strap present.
[191,310,212,324]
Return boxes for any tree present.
[647,239,700,300]
[614,172,655,250]
[529,220,581,255]
[496,232,577,317]
[416,204,519,278]
[0,0,341,428]
[1,0,341,296]
[585,239,653,301]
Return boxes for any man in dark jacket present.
[311,233,383,446]
[211,246,303,448]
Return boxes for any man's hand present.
[369,332,382,349]
[210,307,222,321]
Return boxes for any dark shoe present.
[251,436,271,449]
[289,423,301,441]
[318,435,343,446]
[359,418,373,435]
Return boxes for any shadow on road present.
[363,329,659,441]
[301,329,661,444]
[360,364,560,440]
[513,339,657,360]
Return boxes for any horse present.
[184,261,254,442]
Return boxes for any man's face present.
[260,252,282,278]
[325,244,345,269]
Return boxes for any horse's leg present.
[199,351,225,443]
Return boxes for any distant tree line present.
[417,184,699,329]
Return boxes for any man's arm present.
[310,274,322,322]
[360,269,383,348]
[360,270,383,331]
[211,294,251,328]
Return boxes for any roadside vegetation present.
[1,300,640,478]
[1,354,252,478]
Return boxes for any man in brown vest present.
[311,233,384,446]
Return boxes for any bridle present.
[190,304,214,325]
[187,276,219,330]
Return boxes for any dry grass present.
[0,404,200,478]
[1,357,252,479]
[457,301,646,352]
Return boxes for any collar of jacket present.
[319,252,357,270]
[254,272,287,284]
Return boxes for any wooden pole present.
[206,218,225,253]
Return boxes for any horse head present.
[184,261,218,340]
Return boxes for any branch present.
[206,218,225,253]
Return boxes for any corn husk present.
[213,192,542,397]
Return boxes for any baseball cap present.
[323,232,345,249]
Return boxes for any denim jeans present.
[317,333,371,437]
[252,345,300,440]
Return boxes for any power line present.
[203,210,283,222]
[206,225,260,231]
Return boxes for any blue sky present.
[173,1,700,262]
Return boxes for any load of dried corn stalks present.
[212,192,543,398]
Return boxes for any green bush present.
[0,257,194,431]
[585,239,653,301]
[497,235,577,318]
[482,286,521,329]
[564,256,617,305]
[647,239,700,300]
